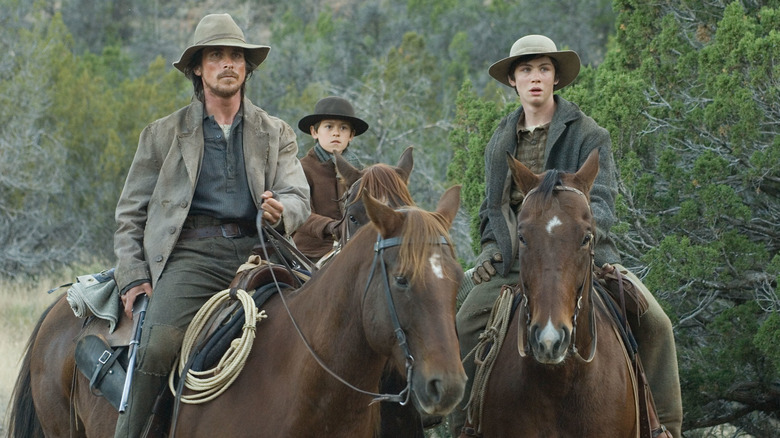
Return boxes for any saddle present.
[71,255,306,437]
[595,263,649,317]
[166,259,300,438]
[145,261,299,438]
[187,262,294,373]
[594,281,672,438]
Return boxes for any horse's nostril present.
[529,325,540,344]
[427,379,444,403]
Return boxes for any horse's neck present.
[271,259,386,434]
[288,254,385,381]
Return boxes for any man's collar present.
[203,103,244,126]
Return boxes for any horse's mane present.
[394,206,455,283]
[523,169,563,210]
[350,163,415,208]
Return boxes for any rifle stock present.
[119,293,149,413]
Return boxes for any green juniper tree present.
[450,1,780,435]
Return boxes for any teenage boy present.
[451,34,682,438]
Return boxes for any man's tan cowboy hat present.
[298,96,369,136]
[173,13,270,73]
[488,34,581,90]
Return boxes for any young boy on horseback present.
[292,96,368,263]
[451,34,683,437]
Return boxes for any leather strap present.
[88,348,121,395]
[459,425,482,437]
[260,223,316,274]
[179,222,256,240]
[636,355,673,438]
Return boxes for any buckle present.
[220,223,242,238]
[98,350,112,364]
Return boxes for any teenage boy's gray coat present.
[478,95,620,274]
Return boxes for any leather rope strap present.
[464,285,516,435]
[168,287,266,404]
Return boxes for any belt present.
[179,223,257,241]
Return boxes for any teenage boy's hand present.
[473,242,502,284]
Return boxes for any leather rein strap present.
[262,222,317,275]
[364,235,449,405]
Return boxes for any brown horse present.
[9,187,467,438]
[466,150,638,437]
[333,147,439,437]
[333,146,415,246]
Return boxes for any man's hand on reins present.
[260,190,284,225]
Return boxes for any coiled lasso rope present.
[464,285,515,434]
[168,287,267,404]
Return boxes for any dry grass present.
[0,265,101,436]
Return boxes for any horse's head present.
[356,185,466,416]
[508,149,600,364]
[335,147,414,244]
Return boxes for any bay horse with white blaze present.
[463,150,638,437]
[9,187,466,437]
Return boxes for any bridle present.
[515,184,598,363]
[260,222,450,405]
[339,177,364,244]
[361,233,449,404]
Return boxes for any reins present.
[363,235,415,405]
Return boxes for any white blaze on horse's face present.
[546,215,563,235]
[429,253,444,279]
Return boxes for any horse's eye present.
[582,233,592,247]
[518,234,527,247]
[348,215,359,225]
[394,276,409,288]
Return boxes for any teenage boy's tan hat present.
[298,96,369,136]
[488,34,581,90]
[173,13,270,73]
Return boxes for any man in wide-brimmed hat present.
[293,96,368,261]
[451,34,683,438]
[114,13,309,437]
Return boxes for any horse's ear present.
[363,188,404,237]
[395,146,414,183]
[334,152,363,187]
[574,149,600,194]
[506,152,541,195]
[435,185,461,228]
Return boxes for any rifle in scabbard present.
[119,293,149,413]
